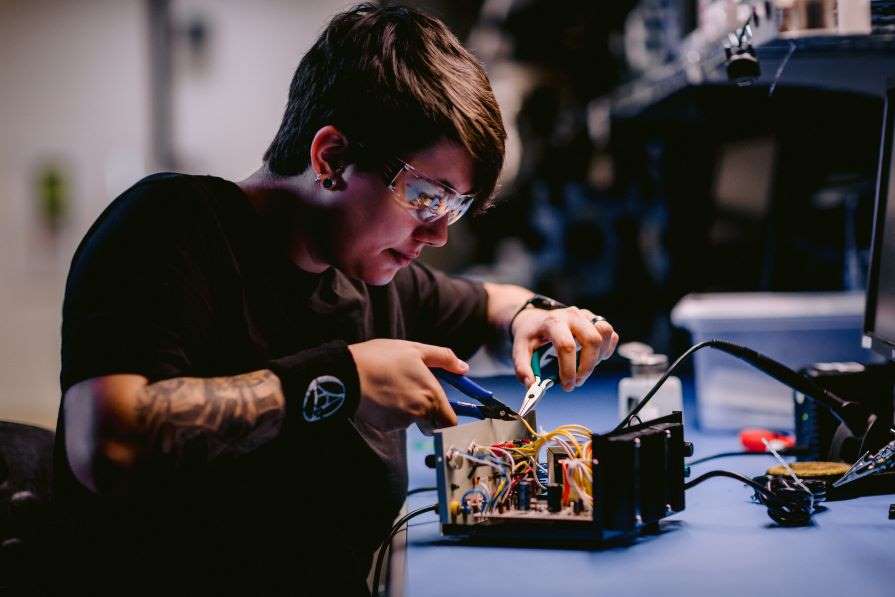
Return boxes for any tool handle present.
[531,344,581,382]
[529,316,605,381]
[432,369,494,401]
[449,400,486,420]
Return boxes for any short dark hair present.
[263,3,506,210]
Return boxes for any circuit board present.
[432,412,689,542]
[432,414,601,539]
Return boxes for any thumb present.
[416,343,469,374]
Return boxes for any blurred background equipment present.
[2,2,895,595]
[617,350,684,422]
[672,291,870,429]
[0,0,894,436]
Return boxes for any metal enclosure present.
[432,412,688,543]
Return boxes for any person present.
[52,4,618,595]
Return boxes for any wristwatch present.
[509,294,567,339]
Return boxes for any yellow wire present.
[495,420,596,499]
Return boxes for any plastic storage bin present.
[671,292,874,431]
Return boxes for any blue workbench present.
[403,373,894,597]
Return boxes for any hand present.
[348,339,465,431]
[511,306,619,391]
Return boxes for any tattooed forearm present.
[134,370,285,466]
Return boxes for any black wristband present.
[508,294,567,340]
[268,340,361,429]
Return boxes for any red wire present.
[561,460,571,505]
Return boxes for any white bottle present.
[618,354,682,423]
[837,0,871,35]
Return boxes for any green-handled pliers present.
[518,345,559,418]
[518,315,606,417]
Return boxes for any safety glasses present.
[386,160,475,226]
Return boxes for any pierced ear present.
[309,125,350,182]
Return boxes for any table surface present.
[402,373,894,597]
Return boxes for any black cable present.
[685,469,814,526]
[613,339,865,434]
[685,469,773,496]
[615,342,710,432]
[406,486,437,496]
[734,6,758,46]
[687,447,806,467]
[371,503,438,597]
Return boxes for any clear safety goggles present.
[386,160,475,226]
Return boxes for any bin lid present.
[671,292,865,332]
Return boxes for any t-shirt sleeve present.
[394,261,490,359]
[60,177,215,392]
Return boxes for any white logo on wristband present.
[303,375,346,422]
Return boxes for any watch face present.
[532,296,564,310]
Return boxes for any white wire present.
[565,459,594,506]
[768,40,796,98]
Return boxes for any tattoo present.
[134,370,285,466]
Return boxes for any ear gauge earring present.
[314,171,338,190]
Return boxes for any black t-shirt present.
[53,173,489,595]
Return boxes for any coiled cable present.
[685,469,815,526]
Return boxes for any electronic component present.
[432,411,689,542]
[794,362,895,463]
[546,446,568,485]
[430,339,864,544]
[517,479,531,511]
[547,484,562,513]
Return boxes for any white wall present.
[0,0,358,429]
[171,0,359,180]
[0,0,151,429]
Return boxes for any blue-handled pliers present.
[433,369,519,421]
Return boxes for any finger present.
[426,376,458,428]
[594,321,615,361]
[569,315,602,386]
[582,311,614,361]
[512,337,536,388]
[415,343,469,374]
[607,332,619,358]
[545,317,578,391]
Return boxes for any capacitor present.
[449,500,461,521]
[517,479,531,510]
[547,483,562,513]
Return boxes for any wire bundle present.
[451,421,595,512]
